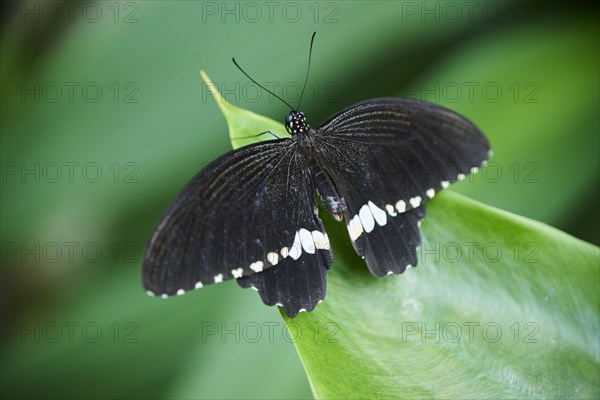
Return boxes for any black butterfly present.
[142,33,490,317]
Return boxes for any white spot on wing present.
[214,274,223,283]
[368,201,387,226]
[267,252,279,265]
[426,188,435,198]
[177,289,185,296]
[250,285,258,292]
[299,228,315,254]
[457,173,466,181]
[386,204,397,217]
[396,200,406,213]
[280,247,289,258]
[470,167,479,174]
[441,181,450,189]
[409,196,422,208]
[195,281,203,289]
[347,214,363,241]
[386,271,393,276]
[231,268,244,278]
[359,204,375,232]
[312,230,330,250]
[276,302,283,307]
[298,308,307,313]
[161,294,168,299]
[289,231,302,260]
[146,290,155,297]
[250,261,264,273]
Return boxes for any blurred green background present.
[1,1,598,399]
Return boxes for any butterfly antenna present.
[232,57,295,111]
[296,31,317,112]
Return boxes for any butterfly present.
[142,33,491,317]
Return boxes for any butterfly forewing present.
[317,98,490,200]
[142,139,333,298]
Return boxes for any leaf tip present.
[199,69,227,108]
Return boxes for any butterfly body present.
[143,96,490,317]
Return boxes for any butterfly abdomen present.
[308,162,347,221]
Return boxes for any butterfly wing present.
[235,167,333,317]
[237,232,331,317]
[314,97,490,276]
[142,139,332,305]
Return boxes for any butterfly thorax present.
[283,111,347,221]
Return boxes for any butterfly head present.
[285,111,310,136]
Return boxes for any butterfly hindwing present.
[142,139,332,301]
[237,162,333,317]
[353,205,426,276]
[313,98,490,275]
[237,231,331,317]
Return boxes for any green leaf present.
[209,81,600,399]
[291,193,599,399]
[200,70,289,150]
